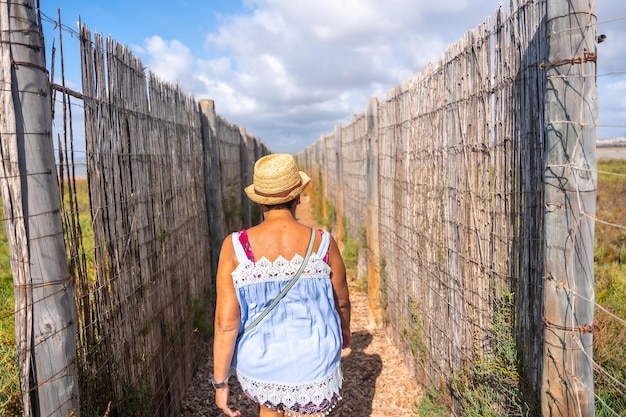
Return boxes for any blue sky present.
[40,1,626,154]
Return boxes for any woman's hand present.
[215,386,241,416]
[342,329,352,349]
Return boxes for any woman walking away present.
[212,153,352,417]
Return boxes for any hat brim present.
[245,171,311,205]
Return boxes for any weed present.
[379,257,390,325]
[417,385,450,417]
[342,236,360,282]
[311,169,325,224]
[450,290,536,416]
[0,204,21,414]
[308,169,337,231]
[341,218,369,290]
[158,228,171,243]
[116,381,151,417]
[400,298,427,364]
[619,245,626,264]
[325,200,336,229]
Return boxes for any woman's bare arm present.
[328,234,352,348]
[213,236,241,417]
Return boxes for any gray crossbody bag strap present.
[242,228,316,335]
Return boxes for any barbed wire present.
[38,9,81,40]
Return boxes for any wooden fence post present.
[0,1,80,415]
[542,1,597,415]
[199,99,225,281]
[365,98,383,328]
[334,126,345,250]
[239,129,253,228]
[322,136,329,224]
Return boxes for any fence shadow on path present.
[333,331,383,417]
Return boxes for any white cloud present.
[143,36,195,84]
[196,1,475,138]
[138,0,626,153]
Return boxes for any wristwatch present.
[211,375,229,389]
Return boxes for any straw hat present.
[244,154,311,205]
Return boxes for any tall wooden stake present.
[542,0,597,415]
[334,126,345,251]
[199,99,225,280]
[0,1,80,415]
[365,97,383,328]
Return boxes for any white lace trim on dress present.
[236,364,342,412]
[232,255,331,288]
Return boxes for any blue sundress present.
[230,228,343,415]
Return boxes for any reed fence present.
[73,26,269,416]
[0,2,269,415]
[299,0,600,415]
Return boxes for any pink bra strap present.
[240,228,328,263]
[238,229,255,262]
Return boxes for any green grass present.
[310,168,337,231]
[0,178,95,414]
[401,299,427,364]
[64,179,97,283]
[594,159,626,416]
[0,203,22,415]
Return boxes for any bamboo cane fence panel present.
[0,10,271,415]
[297,0,549,407]
[323,133,338,204]
[79,24,213,415]
[215,116,245,233]
[340,113,368,238]
[240,133,264,228]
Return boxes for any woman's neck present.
[262,208,296,222]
